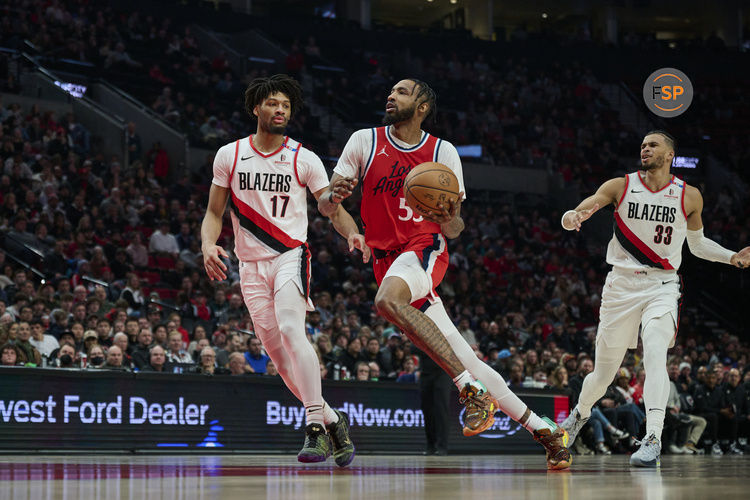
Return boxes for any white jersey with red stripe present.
[212,135,329,262]
[606,171,688,272]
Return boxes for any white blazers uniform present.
[607,172,688,272]
[212,135,328,305]
[598,172,687,350]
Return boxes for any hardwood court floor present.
[0,454,748,500]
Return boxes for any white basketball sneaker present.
[560,408,589,447]
[630,433,661,468]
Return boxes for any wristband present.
[561,210,577,231]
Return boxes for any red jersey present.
[334,126,466,252]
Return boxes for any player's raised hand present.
[331,177,358,202]
[565,203,600,232]
[203,245,229,281]
[730,246,750,269]
[348,233,371,263]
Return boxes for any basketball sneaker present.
[560,408,589,447]
[630,433,661,468]
[326,410,356,467]
[532,417,572,470]
[459,381,499,436]
[297,423,331,463]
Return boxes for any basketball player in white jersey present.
[201,75,368,466]
[560,130,750,467]
[318,78,571,470]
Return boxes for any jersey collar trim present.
[385,127,428,152]
[249,135,288,158]
[637,172,674,193]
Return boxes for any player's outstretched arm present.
[683,185,749,268]
[317,173,358,218]
[561,177,624,232]
[201,184,230,280]
[313,185,370,263]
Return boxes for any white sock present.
[323,402,338,426]
[305,404,325,426]
[452,370,475,390]
[522,412,554,433]
[425,303,552,434]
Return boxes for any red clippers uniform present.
[334,126,466,307]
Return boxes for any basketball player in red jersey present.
[560,130,750,467]
[319,78,571,469]
[201,75,368,466]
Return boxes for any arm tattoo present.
[394,304,465,377]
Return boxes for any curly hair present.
[244,74,304,119]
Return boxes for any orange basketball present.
[404,162,460,217]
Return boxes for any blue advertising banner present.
[0,368,568,453]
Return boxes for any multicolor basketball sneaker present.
[326,410,356,467]
[533,417,572,470]
[459,381,499,437]
[297,423,331,463]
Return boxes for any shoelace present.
[633,435,659,447]
[464,393,492,412]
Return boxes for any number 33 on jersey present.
[211,135,329,261]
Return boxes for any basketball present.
[404,162,460,217]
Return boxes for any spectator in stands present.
[149,220,179,257]
[337,336,366,375]
[665,362,706,454]
[265,359,279,377]
[192,338,211,362]
[354,361,371,382]
[228,351,252,375]
[29,318,58,357]
[153,324,168,347]
[244,336,270,374]
[396,356,419,383]
[104,42,141,69]
[146,141,170,180]
[0,342,22,366]
[197,346,228,375]
[693,369,741,455]
[95,318,112,347]
[166,331,193,364]
[140,345,171,373]
[86,345,106,369]
[131,328,154,369]
[14,321,41,365]
[102,345,130,371]
[55,344,77,369]
[126,233,149,269]
[82,329,99,353]
[126,122,142,165]
[120,274,146,314]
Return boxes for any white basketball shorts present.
[597,267,682,350]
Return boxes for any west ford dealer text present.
[0,396,210,425]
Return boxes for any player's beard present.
[639,154,664,172]
[260,117,287,135]
[382,103,417,126]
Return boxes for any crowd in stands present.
[1,1,750,456]
[0,0,329,152]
